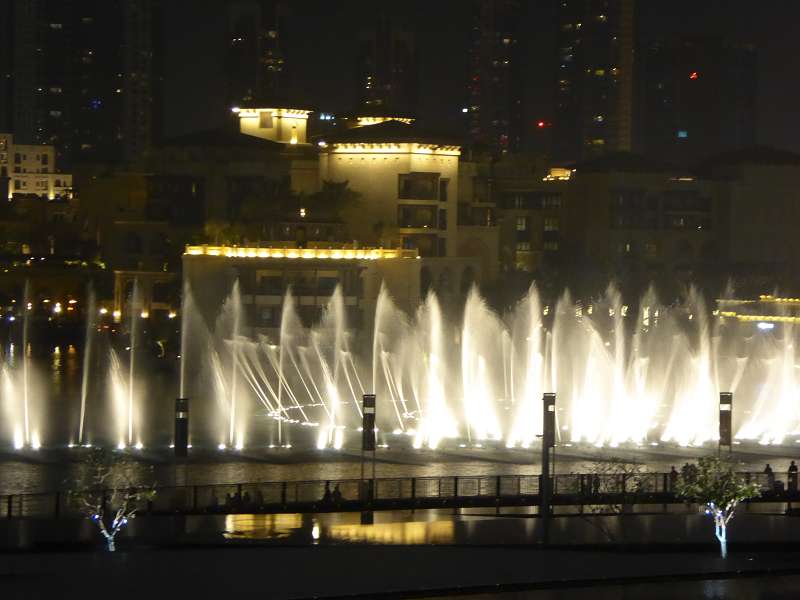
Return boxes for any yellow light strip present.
[236,108,311,119]
[759,294,800,304]
[184,245,415,260]
[328,142,460,156]
[719,310,800,324]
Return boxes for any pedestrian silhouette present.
[322,482,332,503]
[669,466,678,491]
[764,463,775,490]
[789,461,798,493]
[332,484,343,503]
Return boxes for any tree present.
[68,448,156,551]
[675,456,761,558]
[576,458,646,542]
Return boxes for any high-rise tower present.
[466,0,522,156]
[639,37,757,166]
[356,16,416,116]
[227,0,287,107]
[553,0,635,163]
[1,0,162,166]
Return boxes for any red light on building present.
[537,121,546,128]
[689,71,699,80]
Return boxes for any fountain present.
[5,278,800,453]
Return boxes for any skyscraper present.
[553,0,635,163]
[356,16,416,116]
[639,37,757,166]
[227,0,287,107]
[466,0,522,156]
[1,0,162,166]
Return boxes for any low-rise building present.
[0,133,72,200]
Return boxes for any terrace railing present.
[0,472,790,520]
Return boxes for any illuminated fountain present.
[177,280,800,450]
[6,277,800,452]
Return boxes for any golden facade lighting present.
[184,245,417,260]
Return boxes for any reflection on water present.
[224,513,303,540]
[327,520,455,544]
[220,512,455,545]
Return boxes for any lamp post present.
[361,394,376,525]
[174,398,189,458]
[541,393,556,544]
[719,392,732,456]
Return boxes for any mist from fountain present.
[10,277,800,452]
[77,285,95,445]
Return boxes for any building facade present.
[639,37,757,167]
[0,0,162,166]
[227,0,287,108]
[553,0,635,163]
[356,16,416,116]
[318,121,460,259]
[466,0,522,156]
[0,133,72,200]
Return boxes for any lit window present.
[516,216,528,231]
[677,130,688,138]
[544,217,559,232]
[543,241,559,251]
[591,138,606,145]
[516,241,531,251]
[49,23,62,29]
[594,69,606,76]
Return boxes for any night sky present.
[164,0,800,152]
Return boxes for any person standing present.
[764,464,775,491]
[789,461,798,493]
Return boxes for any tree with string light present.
[675,456,761,558]
[69,448,156,552]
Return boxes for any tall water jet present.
[127,279,139,447]
[78,285,96,445]
[508,284,545,447]
[415,291,457,449]
[461,287,502,441]
[22,280,31,447]
[179,279,192,398]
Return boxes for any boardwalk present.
[3,471,797,519]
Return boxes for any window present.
[516,216,528,231]
[542,195,562,209]
[544,217,559,232]
[259,111,274,129]
[439,178,449,202]
[543,241,559,251]
[398,173,438,200]
[14,153,20,164]
[516,241,531,251]
[677,130,688,138]
[41,154,49,166]
[438,209,447,230]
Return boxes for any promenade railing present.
[0,471,789,519]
